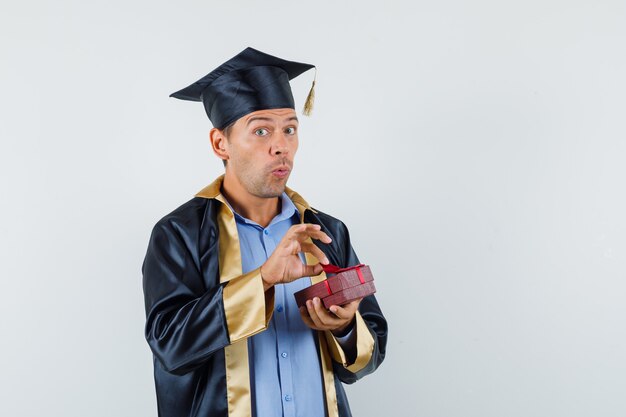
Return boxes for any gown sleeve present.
[142,218,273,376]
[321,220,388,384]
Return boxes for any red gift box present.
[294,264,376,308]
[322,280,376,308]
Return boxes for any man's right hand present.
[260,223,332,291]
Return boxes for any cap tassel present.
[302,69,316,116]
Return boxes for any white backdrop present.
[1,1,625,416]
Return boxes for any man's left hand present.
[299,298,361,336]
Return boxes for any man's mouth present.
[271,165,291,179]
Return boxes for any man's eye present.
[255,128,269,136]
[285,127,296,135]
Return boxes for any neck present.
[221,172,281,228]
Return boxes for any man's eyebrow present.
[246,117,272,126]
[246,116,299,126]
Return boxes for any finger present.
[285,225,331,247]
[292,225,332,244]
[288,223,319,236]
[300,242,329,265]
[304,229,332,244]
[312,297,343,327]
[287,239,302,255]
[306,299,328,329]
[299,306,321,330]
[281,224,312,245]
[301,263,324,277]
[328,299,361,319]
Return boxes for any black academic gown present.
[142,176,388,417]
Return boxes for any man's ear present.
[209,128,229,163]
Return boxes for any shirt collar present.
[229,192,297,229]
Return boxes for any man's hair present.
[220,122,235,167]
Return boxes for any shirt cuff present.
[324,312,375,371]
[333,325,356,350]
[222,267,275,343]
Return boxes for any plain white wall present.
[1,1,625,416]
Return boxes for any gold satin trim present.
[318,332,340,417]
[195,174,225,199]
[217,202,252,417]
[197,174,272,417]
[285,186,317,214]
[216,203,242,283]
[223,339,249,417]
[216,188,272,341]
[305,251,339,417]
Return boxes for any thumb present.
[302,263,324,277]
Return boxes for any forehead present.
[238,108,298,125]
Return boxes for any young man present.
[142,47,387,417]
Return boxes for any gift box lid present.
[294,264,375,308]
[324,264,373,293]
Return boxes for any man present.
[142,47,387,417]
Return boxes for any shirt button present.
[281,352,288,358]
[276,305,283,312]
[284,394,292,402]
[263,229,269,235]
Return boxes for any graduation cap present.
[170,47,316,129]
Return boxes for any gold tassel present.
[302,69,316,116]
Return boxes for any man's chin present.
[268,175,291,195]
[259,187,286,199]
[253,182,287,199]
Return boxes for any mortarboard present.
[170,47,316,129]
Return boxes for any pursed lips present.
[270,163,291,178]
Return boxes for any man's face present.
[223,108,299,199]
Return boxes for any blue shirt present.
[231,193,325,417]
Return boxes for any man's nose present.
[271,131,289,155]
